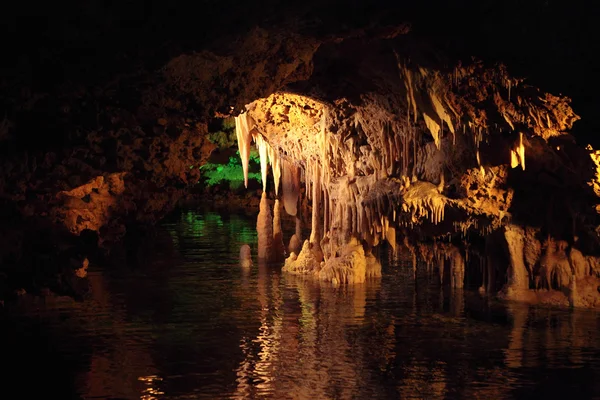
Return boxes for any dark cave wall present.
[0,18,331,299]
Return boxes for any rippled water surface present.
[3,209,600,399]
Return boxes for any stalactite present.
[423,113,441,149]
[305,158,312,201]
[449,246,465,289]
[235,112,254,188]
[517,132,526,170]
[309,162,322,245]
[255,134,270,192]
[323,187,329,240]
[431,91,455,136]
[510,149,519,168]
[268,145,281,196]
[386,225,396,251]
[281,158,300,216]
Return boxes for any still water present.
[2,210,600,399]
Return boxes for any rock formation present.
[1,3,600,307]
[229,31,600,307]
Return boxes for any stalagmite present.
[570,247,589,278]
[537,239,572,291]
[517,132,526,170]
[257,192,274,262]
[309,163,322,245]
[272,199,286,263]
[235,112,254,188]
[318,237,377,284]
[504,225,528,295]
[282,158,300,216]
[449,247,465,289]
[239,244,252,268]
[289,235,301,256]
[288,216,303,255]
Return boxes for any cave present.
[2,1,600,398]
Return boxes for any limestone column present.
[504,225,528,292]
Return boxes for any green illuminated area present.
[179,211,257,245]
[199,151,261,189]
[198,118,262,190]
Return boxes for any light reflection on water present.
[2,209,600,399]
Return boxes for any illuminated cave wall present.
[229,40,600,306]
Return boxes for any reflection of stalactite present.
[232,274,384,399]
[505,303,528,369]
[253,264,283,393]
[450,287,464,317]
[233,264,283,399]
[233,337,255,399]
[84,272,160,399]
[568,310,584,366]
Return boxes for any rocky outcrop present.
[227,32,600,307]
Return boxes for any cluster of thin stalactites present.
[231,65,584,282]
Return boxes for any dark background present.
[1,0,598,144]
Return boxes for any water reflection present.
[233,270,381,399]
[1,210,600,399]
